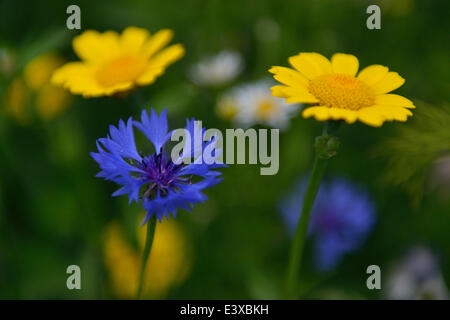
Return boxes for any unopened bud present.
[315,134,340,159]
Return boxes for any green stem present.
[136,216,157,300]
[285,155,327,299]
[285,121,340,299]
[130,91,147,115]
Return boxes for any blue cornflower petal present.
[280,177,376,272]
[134,108,172,153]
[180,163,218,177]
[314,233,348,272]
[181,118,204,161]
[180,118,226,168]
[102,117,142,161]
[111,174,146,204]
[90,141,143,180]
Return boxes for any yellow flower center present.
[308,74,375,110]
[217,100,239,120]
[96,55,148,87]
[255,99,277,120]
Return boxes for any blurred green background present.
[0,0,449,299]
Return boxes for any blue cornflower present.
[280,178,376,272]
[91,108,225,224]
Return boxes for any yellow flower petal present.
[302,106,330,121]
[288,52,332,80]
[357,64,389,86]
[52,62,109,97]
[327,108,358,123]
[282,86,320,103]
[310,52,333,75]
[120,26,150,53]
[375,94,415,109]
[365,105,412,121]
[356,108,384,127]
[73,30,120,63]
[136,67,165,85]
[270,85,289,98]
[371,72,405,94]
[149,44,185,68]
[51,62,91,84]
[269,66,309,88]
[331,53,359,76]
[142,29,174,58]
[136,44,184,85]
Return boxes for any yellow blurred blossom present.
[24,53,64,90]
[3,78,30,124]
[103,218,192,299]
[35,83,71,121]
[3,53,71,123]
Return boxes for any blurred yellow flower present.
[3,53,71,123]
[52,26,185,97]
[35,83,71,121]
[24,53,64,90]
[3,78,30,124]
[103,219,192,299]
[270,52,415,127]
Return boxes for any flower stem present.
[136,215,157,300]
[285,155,327,298]
[285,121,340,299]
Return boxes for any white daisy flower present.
[217,79,300,130]
[188,50,243,87]
[385,246,449,300]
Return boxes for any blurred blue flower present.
[280,178,376,272]
[91,108,224,224]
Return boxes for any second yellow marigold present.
[52,26,185,97]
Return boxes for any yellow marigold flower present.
[269,52,415,127]
[103,219,192,299]
[52,26,185,97]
